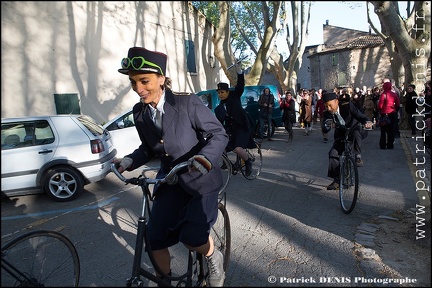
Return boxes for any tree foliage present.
[193,1,310,92]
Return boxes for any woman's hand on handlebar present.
[112,157,133,174]
[187,155,212,175]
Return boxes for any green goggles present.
[121,56,163,75]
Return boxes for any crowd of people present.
[276,80,431,189]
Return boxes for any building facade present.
[1,1,226,124]
[306,24,394,91]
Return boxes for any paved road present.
[1,124,430,287]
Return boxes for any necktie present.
[154,109,162,133]
[335,112,345,126]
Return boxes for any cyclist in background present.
[214,62,255,177]
[114,47,228,287]
[321,92,373,190]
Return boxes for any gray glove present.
[188,155,212,175]
[119,157,133,171]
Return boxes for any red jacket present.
[378,82,400,114]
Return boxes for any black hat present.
[118,47,167,76]
[322,92,338,102]
[217,82,229,91]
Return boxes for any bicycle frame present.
[1,230,80,287]
[1,257,40,286]
[111,162,208,287]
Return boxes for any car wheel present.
[42,166,84,202]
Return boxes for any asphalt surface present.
[1,123,430,287]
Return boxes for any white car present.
[103,109,141,158]
[1,115,117,201]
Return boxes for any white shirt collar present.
[149,91,166,114]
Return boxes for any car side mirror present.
[117,120,125,129]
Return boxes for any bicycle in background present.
[111,161,231,287]
[218,140,262,194]
[1,230,80,287]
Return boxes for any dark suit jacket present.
[322,100,370,140]
[126,89,228,196]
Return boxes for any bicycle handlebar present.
[110,161,190,186]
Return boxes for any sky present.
[277,1,408,49]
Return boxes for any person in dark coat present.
[404,84,418,136]
[114,47,228,287]
[258,87,275,140]
[214,63,255,176]
[279,90,296,141]
[322,92,373,190]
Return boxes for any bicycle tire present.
[210,202,231,271]
[1,230,80,287]
[240,141,262,180]
[218,153,232,198]
[339,156,359,214]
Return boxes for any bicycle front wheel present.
[218,153,232,198]
[1,230,80,287]
[241,141,262,180]
[339,156,359,214]
[211,202,231,271]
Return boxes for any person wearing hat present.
[321,91,373,190]
[114,47,228,286]
[214,62,255,176]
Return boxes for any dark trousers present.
[379,112,398,149]
[259,113,272,139]
[283,118,293,135]
[408,114,417,135]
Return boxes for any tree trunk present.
[371,1,431,93]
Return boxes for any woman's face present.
[217,90,229,101]
[129,71,165,107]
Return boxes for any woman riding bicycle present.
[321,92,373,190]
[114,47,228,287]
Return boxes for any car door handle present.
[38,149,53,154]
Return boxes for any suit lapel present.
[162,90,178,133]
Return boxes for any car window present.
[78,115,105,136]
[1,120,55,150]
[197,92,214,110]
[106,111,135,130]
